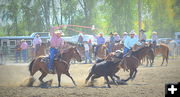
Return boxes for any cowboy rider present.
[123,30,139,56]
[151,31,158,46]
[114,32,121,43]
[139,29,146,43]
[48,27,64,73]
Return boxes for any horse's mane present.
[62,47,74,54]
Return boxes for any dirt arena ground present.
[0,57,180,97]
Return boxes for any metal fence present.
[0,46,49,64]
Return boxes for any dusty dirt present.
[0,57,180,97]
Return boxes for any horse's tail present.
[29,59,35,75]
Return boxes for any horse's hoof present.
[107,85,111,88]
[58,86,61,88]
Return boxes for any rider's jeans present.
[48,48,59,70]
[123,47,130,55]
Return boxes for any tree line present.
[0,0,179,38]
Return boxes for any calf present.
[85,51,123,88]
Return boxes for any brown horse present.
[153,43,169,66]
[120,46,153,82]
[96,44,107,59]
[29,47,82,87]
[32,43,47,58]
[120,56,140,82]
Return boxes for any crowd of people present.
[76,29,159,63]
[11,28,159,73]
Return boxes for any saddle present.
[40,53,62,67]
[41,54,68,74]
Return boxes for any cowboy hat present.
[99,32,103,35]
[55,30,65,36]
[130,30,135,35]
[140,29,146,32]
[109,32,113,35]
[54,30,62,34]
[79,33,83,36]
[21,39,26,42]
[123,32,128,35]
[114,32,118,35]
[152,31,157,34]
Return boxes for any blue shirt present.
[97,36,105,45]
[109,36,115,44]
[124,36,139,49]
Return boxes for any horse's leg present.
[113,74,120,80]
[85,72,93,84]
[150,55,155,67]
[132,68,137,80]
[146,56,149,67]
[39,71,47,83]
[65,72,77,86]
[57,74,61,87]
[122,69,133,82]
[166,55,168,66]
[104,75,111,88]
[161,56,165,66]
[109,75,118,86]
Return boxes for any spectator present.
[78,33,84,46]
[2,42,8,64]
[33,34,42,56]
[114,32,121,43]
[108,32,115,53]
[20,39,28,62]
[15,41,21,63]
[83,41,92,64]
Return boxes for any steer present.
[85,51,124,88]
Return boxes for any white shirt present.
[33,37,42,46]
[84,43,89,51]
[151,35,158,42]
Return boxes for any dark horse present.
[121,45,153,82]
[29,47,82,87]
